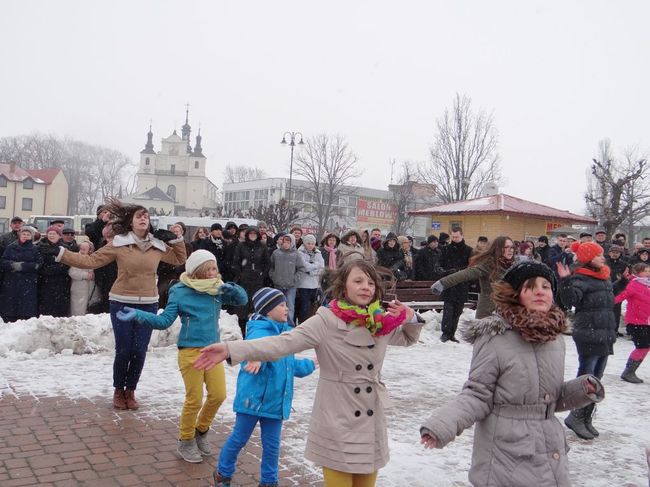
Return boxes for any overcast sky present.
[2,1,648,215]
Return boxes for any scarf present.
[131,232,153,253]
[329,299,406,336]
[575,265,611,281]
[403,250,413,269]
[498,256,515,269]
[324,245,337,269]
[634,276,650,288]
[210,235,224,249]
[495,303,566,343]
[179,272,224,295]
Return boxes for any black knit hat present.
[439,232,450,244]
[210,223,223,232]
[503,261,557,294]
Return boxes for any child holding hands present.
[117,250,247,463]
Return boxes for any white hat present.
[185,249,216,276]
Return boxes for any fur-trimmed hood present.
[460,313,511,344]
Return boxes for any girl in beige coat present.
[196,260,424,487]
[421,262,604,486]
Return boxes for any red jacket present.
[614,277,650,325]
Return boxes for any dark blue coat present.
[233,316,315,420]
[37,239,71,317]
[0,240,43,320]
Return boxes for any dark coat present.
[547,245,574,269]
[376,235,402,270]
[232,238,269,293]
[438,239,473,302]
[37,239,71,317]
[414,246,442,281]
[84,218,107,251]
[558,272,618,356]
[0,229,19,255]
[201,236,228,275]
[221,237,239,282]
[0,240,43,320]
[537,245,551,267]
[606,256,629,282]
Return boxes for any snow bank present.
[0,310,242,358]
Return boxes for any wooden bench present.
[384,280,478,312]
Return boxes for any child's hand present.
[219,283,235,295]
[194,343,229,370]
[556,262,571,278]
[244,361,261,374]
[386,300,414,322]
[116,307,137,322]
[421,433,438,449]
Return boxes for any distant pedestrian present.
[69,241,99,316]
[38,226,71,317]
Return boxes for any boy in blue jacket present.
[214,287,317,487]
[117,250,247,463]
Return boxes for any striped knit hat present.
[252,287,287,316]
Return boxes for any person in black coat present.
[84,205,111,250]
[201,223,228,272]
[232,226,270,334]
[536,235,551,266]
[376,233,402,270]
[87,223,118,314]
[0,227,42,322]
[37,226,71,317]
[558,241,625,440]
[437,228,473,342]
[605,244,630,336]
[414,235,442,281]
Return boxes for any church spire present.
[192,127,205,157]
[181,103,192,153]
[141,122,155,154]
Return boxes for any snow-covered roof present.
[409,193,596,223]
[131,186,175,202]
[0,163,61,184]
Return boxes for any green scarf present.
[179,272,224,295]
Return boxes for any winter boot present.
[564,408,595,440]
[213,471,232,487]
[195,428,211,456]
[113,388,127,410]
[621,359,644,384]
[583,403,599,437]
[177,438,202,463]
[124,390,140,410]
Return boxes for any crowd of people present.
[2,205,649,486]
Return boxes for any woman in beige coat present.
[196,260,424,487]
[421,262,604,486]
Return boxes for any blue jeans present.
[109,301,157,390]
[279,287,297,323]
[218,413,283,484]
[577,354,608,379]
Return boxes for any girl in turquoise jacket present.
[118,250,247,464]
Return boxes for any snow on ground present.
[1,310,649,486]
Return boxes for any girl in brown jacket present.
[421,262,604,486]
[55,200,187,410]
[195,260,424,487]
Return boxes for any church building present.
[123,109,219,216]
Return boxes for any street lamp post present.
[281,131,304,207]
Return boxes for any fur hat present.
[438,232,450,245]
[608,244,624,253]
[252,287,287,316]
[302,234,317,245]
[185,249,217,276]
[570,241,603,264]
[503,261,557,294]
[19,226,36,238]
[46,225,62,237]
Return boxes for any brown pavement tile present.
[0,393,321,486]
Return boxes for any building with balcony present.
[124,109,219,216]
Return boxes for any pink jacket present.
[614,277,650,325]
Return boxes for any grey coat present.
[269,234,304,289]
[421,314,603,487]
[227,306,423,474]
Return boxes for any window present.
[0,195,5,209]
[0,175,6,187]
[195,160,199,169]
[347,196,357,207]
[22,197,33,211]
[23,178,34,190]
[0,218,7,233]
[170,164,176,175]
[167,185,176,200]
[145,157,150,166]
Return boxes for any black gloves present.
[153,229,177,243]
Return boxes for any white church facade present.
[123,110,219,216]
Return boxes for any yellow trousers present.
[322,467,378,487]
[178,347,226,440]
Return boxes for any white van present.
[152,216,258,241]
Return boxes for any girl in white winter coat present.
[296,234,325,324]
[69,241,99,316]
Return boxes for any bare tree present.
[0,133,135,214]
[292,134,361,237]
[388,159,417,235]
[585,139,649,241]
[248,199,299,234]
[418,93,501,202]
[223,165,267,183]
